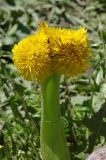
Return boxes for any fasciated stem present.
[41,75,70,160]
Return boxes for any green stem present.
[41,75,70,160]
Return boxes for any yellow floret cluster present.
[12,21,90,83]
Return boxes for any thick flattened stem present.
[41,75,70,160]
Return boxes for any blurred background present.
[0,0,106,159]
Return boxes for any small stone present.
[87,146,106,160]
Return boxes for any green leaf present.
[92,93,105,112]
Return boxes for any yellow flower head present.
[13,31,51,82]
[12,21,90,83]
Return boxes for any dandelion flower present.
[39,21,90,77]
[12,21,91,160]
[12,31,51,83]
[12,21,90,82]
